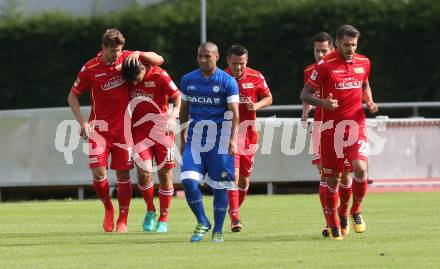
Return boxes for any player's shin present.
[351,175,368,215]
[325,183,340,228]
[116,179,132,230]
[338,179,352,217]
[158,187,173,222]
[212,188,228,234]
[182,179,210,226]
[227,188,240,222]
[92,178,114,210]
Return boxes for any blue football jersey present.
[180,68,239,143]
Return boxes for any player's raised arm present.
[125,51,164,66]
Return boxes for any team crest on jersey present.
[354,67,365,74]
[145,81,156,87]
[73,78,80,88]
[242,83,254,89]
[213,85,220,93]
[311,70,318,81]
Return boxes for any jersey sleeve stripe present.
[306,80,320,90]
[227,94,239,103]
[71,88,81,95]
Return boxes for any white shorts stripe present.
[180,171,205,182]
[206,176,235,190]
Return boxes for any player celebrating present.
[180,42,239,242]
[225,44,272,232]
[121,61,181,233]
[301,25,378,240]
[67,29,163,233]
[302,32,353,237]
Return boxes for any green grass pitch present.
[1,192,439,269]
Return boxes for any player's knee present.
[92,172,106,181]
[326,175,340,188]
[116,170,130,181]
[354,168,367,180]
[238,176,250,189]
[138,172,152,186]
[182,178,198,192]
[341,171,352,185]
[158,168,171,178]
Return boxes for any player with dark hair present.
[302,32,353,237]
[122,60,181,233]
[225,44,272,232]
[180,42,239,242]
[301,25,378,240]
[68,28,163,233]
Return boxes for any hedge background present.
[0,0,439,111]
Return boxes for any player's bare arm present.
[301,102,312,121]
[362,79,378,113]
[179,99,189,154]
[300,84,339,110]
[227,101,239,155]
[246,92,273,111]
[126,51,164,66]
[166,94,182,135]
[67,91,92,140]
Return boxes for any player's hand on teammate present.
[126,51,141,66]
[80,122,93,140]
[322,93,339,110]
[366,102,378,114]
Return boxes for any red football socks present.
[351,176,368,215]
[338,180,352,217]
[227,189,240,222]
[92,178,113,210]
[139,182,156,212]
[325,183,340,228]
[117,179,132,224]
[158,187,174,222]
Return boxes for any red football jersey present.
[226,67,270,142]
[130,65,180,131]
[304,63,322,121]
[225,67,271,122]
[306,51,370,130]
[71,50,133,132]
